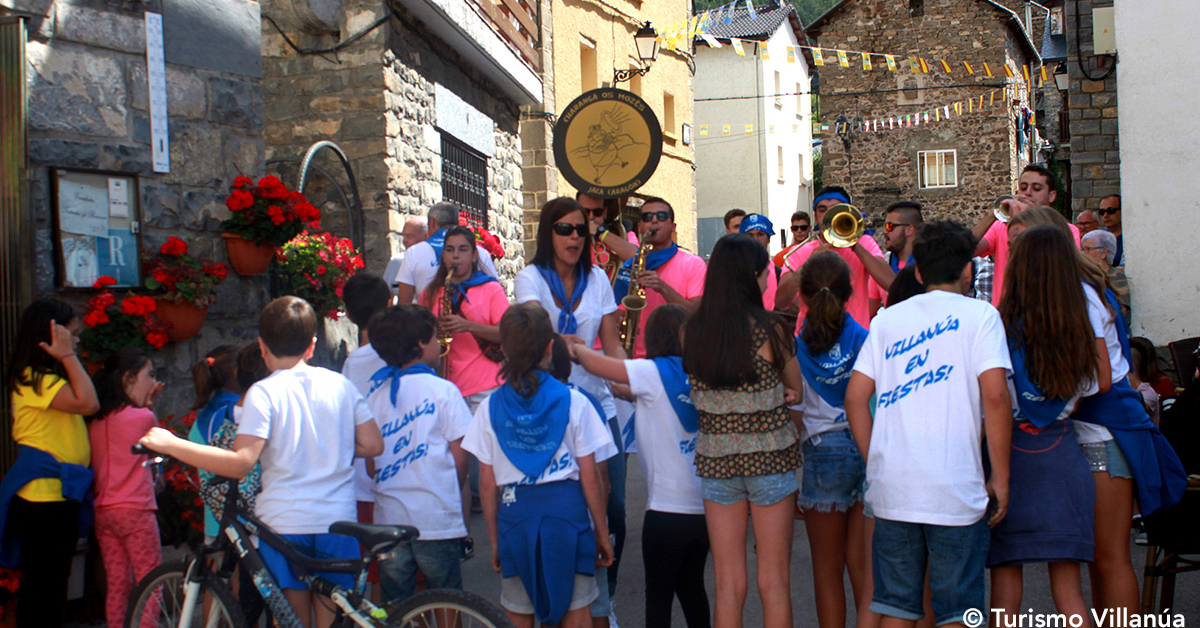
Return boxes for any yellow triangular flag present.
[768,125,775,134]
[688,16,698,38]
[990,90,995,106]
[813,49,825,66]
[955,101,962,115]
[1004,64,1014,78]
[919,58,929,73]
[861,52,872,71]
[962,61,974,74]
[1040,65,1048,82]
[722,125,731,135]
[1023,64,1030,82]
[885,55,898,71]
[837,50,849,67]
[745,124,753,135]
[786,47,795,63]
[936,108,941,121]
[761,45,769,60]
[700,125,708,136]
[940,59,952,73]
[732,39,745,56]
[983,62,993,77]
[667,37,678,51]
[793,124,799,134]
[909,56,920,72]
[968,99,973,113]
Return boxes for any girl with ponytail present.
[187,345,239,542]
[795,251,870,628]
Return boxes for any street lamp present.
[1053,61,1069,91]
[614,22,660,84]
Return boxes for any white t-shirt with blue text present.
[462,389,615,487]
[367,372,472,540]
[238,366,375,534]
[852,290,1012,526]
[626,359,704,515]
[342,344,387,503]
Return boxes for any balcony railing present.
[468,0,540,70]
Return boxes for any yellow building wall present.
[549,0,697,251]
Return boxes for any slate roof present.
[697,2,793,42]
[1040,16,1067,60]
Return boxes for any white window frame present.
[917,149,958,189]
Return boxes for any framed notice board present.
[51,168,142,289]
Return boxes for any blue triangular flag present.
[746,0,756,19]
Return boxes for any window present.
[777,146,785,182]
[580,37,597,92]
[909,0,924,18]
[774,71,782,108]
[796,83,803,117]
[663,93,676,139]
[441,133,488,228]
[917,150,957,189]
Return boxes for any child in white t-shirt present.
[365,304,472,602]
[845,221,1012,627]
[462,302,614,628]
[141,296,384,628]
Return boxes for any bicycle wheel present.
[126,560,249,628]
[384,588,514,628]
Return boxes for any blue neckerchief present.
[536,263,589,335]
[369,363,438,407]
[1106,288,1131,365]
[889,253,915,273]
[1008,337,1071,429]
[447,270,499,309]
[489,372,572,479]
[613,244,679,302]
[1074,379,1187,516]
[651,356,698,433]
[566,383,606,425]
[0,445,95,568]
[427,228,448,262]
[196,390,241,444]
[795,313,869,407]
[622,413,636,451]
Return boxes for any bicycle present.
[127,445,513,628]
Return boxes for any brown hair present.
[799,251,853,354]
[236,342,271,393]
[499,302,556,397]
[1009,206,1071,236]
[644,304,689,359]
[421,226,478,308]
[91,348,153,421]
[999,225,1100,399]
[258,296,317,357]
[1009,207,1118,321]
[191,345,238,411]
[549,335,572,383]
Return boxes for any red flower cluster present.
[276,229,365,320]
[79,276,171,362]
[0,567,20,594]
[142,239,228,307]
[457,215,506,259]
[160,237,189,257]
[222,176,321,247]
[121,295,157,317]
[92,276,117,290]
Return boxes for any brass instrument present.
[994,195,1015,223]
[619,228,657,355]
[438,277,456,377]
[820,204,865,248]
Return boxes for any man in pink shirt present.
[776,186,895,330]
[972,164,1080,307]
[616,197,706,359]
[739,213,779,309]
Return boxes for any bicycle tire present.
[126,559,249,628]
[384,588,514,628]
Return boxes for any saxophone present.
[438,278,456,378]
[619,228,656,355]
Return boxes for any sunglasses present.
[552,222,588,237]
[790,224,811,232]
[640,210,671,223]
[588,206,606,217]
[1096,208,1120,215]
[884,222,912,232]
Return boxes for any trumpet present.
[820,204,865,248]
[994,195,1015,223]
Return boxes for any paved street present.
[462,457,1200,627]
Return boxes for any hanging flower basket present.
[142,237,226,338]
[78,276,170,365]
[154,299,209,342]
[275,226,365,320]
[221,233,276,276]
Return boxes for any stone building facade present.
[4,0,267,424]
[520,0,697,256]
[1064,0,1118,215]
[261,0,535,283]
[804,0,1041,226]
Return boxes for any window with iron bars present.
[440,133,489,229]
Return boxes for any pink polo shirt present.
[89,406,158,511]
[763,264,778,310]
[430,281,509,396]
[623,249,706,358]
[983,221,1081,307]
[784,237,886,333]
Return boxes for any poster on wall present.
[52,169,142,289]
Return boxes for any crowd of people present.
[0,165,1190,628]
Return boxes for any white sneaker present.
[609,597,620,628]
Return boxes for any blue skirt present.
[988,419,1095,567]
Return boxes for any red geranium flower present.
[93,275,118,289]
[145,331,169,349]
[233,176,253,189]
[121,295,158,318]
[83,310,109,328]
[160,237,188,256]
[225,189,254,212]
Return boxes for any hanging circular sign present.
[553,88,663,199]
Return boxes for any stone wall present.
[1065,0,1119,215]
[262,0,527,285]
[18,0,267,421]
[806,0,1036,227]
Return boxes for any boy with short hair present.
[140,296,384,628]
[366,304,472,602]
[845,221,1012,628]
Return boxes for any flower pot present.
[154,299,209,342]
[222,233,276,276]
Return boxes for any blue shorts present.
[870,516,990,626]
[701,471,797,507]
[799,430,866,512]
[1081,440,1133,479]
[379,538,462,602]
[258,533,360,591]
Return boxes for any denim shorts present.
[378,538,463,602]
[501,574,597,615]
[701,471,798,506]
[258,533,360,591]
[870,516,990,626]
[1080,440,1133,479]
[799,430,866,512]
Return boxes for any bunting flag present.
[760,45,769,59]
[909,56,920,72]
[1004,64,1014,78]
[1040,65,1048,83]
[732,38,745,55]
[962,61,974,74]
[745,124,753,134]
[837,50,850,67]
[793,123,800,133]
[768,124,775,134]
[861,52,872,70]
[935,108,941,121]
[1022,64,1030,83]
[885,55,898,71]
[940,59,952,73]
[919,58,930,73]
[745,0,756,19]
[722,124,731,135]
[701,32,722,48]
[787,47,795,63]
[700,125,708,136]
[983,62,994,77]
[990,91,995,106]
[954,102,962,115]
[813,49,825,65]
[968,98,973,112]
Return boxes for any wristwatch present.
[595,226,609,243]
